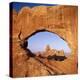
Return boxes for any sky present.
[10,2,57,12]
[27,31,71,56]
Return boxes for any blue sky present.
[10,2,57,12]
[27,31,71,56]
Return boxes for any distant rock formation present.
[41,45,65,57]
[45,45,51,52]
[56,50,65,56]
[35,45,67,61]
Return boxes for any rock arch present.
[11,5,78,77]
[15,5,77,56]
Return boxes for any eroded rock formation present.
[10,5,78,77]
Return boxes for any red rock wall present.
[10,5,78,77]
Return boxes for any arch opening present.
[25,29,71,56]
[19,29,71,61]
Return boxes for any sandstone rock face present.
[56,50,65,56]
[10,5,78,77]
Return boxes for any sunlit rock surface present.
[11,5,78,77]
